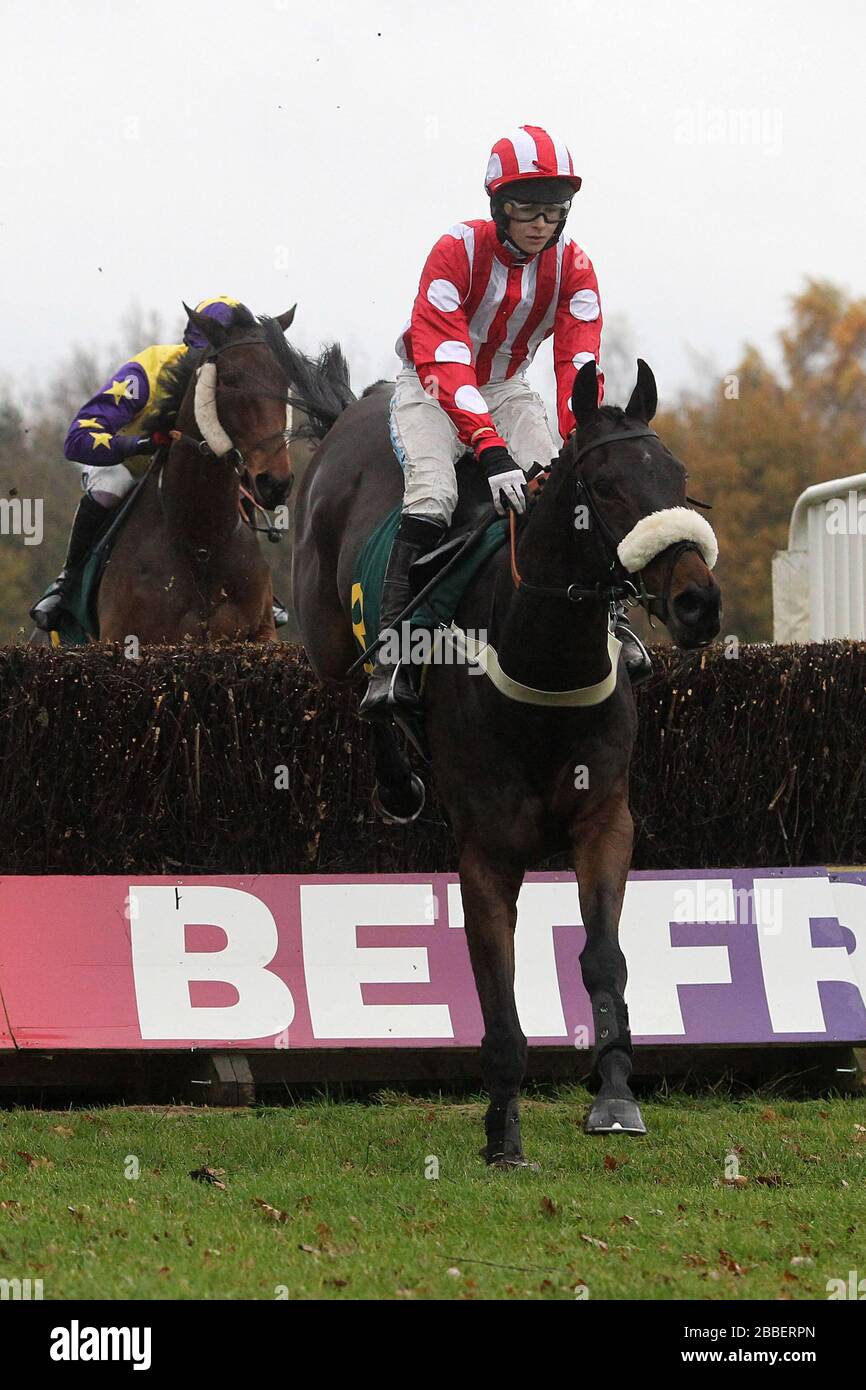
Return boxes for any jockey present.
[31,296,289,631]
[360,124,650,720]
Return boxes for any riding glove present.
[480,445,528,516]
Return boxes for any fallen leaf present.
[189,1166,226,1189]
[253,1198,290,1223]
[719,1249,747,1275]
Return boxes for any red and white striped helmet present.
[485,125,582,196]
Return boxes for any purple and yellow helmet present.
[183,296,247,349]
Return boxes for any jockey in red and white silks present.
[391,124,602,527]
[360,124,611,720]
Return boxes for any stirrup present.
[614,619,652,685]
[359,657,421,722]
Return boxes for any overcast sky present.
[1,0,864,417]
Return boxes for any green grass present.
[1,1088,864,1300]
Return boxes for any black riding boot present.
[30,493,115,630]
[613,602,653,684]
[358,513,446,721]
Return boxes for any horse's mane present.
[139,304,356,440]
[258,315,356,439]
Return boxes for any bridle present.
[167,335,314,542]
[509,426,710,625]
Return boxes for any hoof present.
[372,773,425,825]
[482,1148,538,1170]
[584,1097,647,1135]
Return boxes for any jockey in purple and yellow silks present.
[31,296,285,630]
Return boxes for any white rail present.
[772,474,866,642]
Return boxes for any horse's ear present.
[276,305,297,332]
[182,302,229,348]
[571,359,600,427]
[625,359,658,423]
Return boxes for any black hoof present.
[372,773,425,825]
[584,1097,647,1135]
[482,1147,537,1170]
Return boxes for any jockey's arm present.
[553,243,605,440]
[409,233,508,462]
[63,360,152,465]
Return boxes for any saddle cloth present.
[352,501,507,673]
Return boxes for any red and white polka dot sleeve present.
[553,243,605,440]
[409,234,507,455]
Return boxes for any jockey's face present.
[507,213,556,255]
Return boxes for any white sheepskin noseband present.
[194,361,235,457]
[617,506,718,574]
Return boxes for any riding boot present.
[30,493,115,630]
[612,601,653,685]
[358,512,447,721]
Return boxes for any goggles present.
[501,197,572,224]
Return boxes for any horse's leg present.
[459,842,528,1165]
[369,722,425,823]
[572,788,646,1135]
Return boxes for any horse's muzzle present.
[254,472,293,510]
[668,580,722,648]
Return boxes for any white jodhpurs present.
[388,367,559,526]
[77,462,136,509]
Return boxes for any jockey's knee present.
[402,496,454,529]
[83,463,135,508]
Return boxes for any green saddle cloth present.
[351,506,507,670]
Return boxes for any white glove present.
[486,465,528,516]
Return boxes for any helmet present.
[183,296,244,349]
[486,126,581,255]
[484,125,582,197]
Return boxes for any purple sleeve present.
[63,361,151,464]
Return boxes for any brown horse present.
[293,358,721,1163]
[96,303,353,644]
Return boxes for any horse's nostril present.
[673,585,719,626]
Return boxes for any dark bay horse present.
[97,304,353,643]
[293,359,721,1163]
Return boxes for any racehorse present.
[293,358,721,1163]
[94,303,353,644]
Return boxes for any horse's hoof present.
[584,1097,647,1135]
[372,773,425,825]
[483,1149,536,1170]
